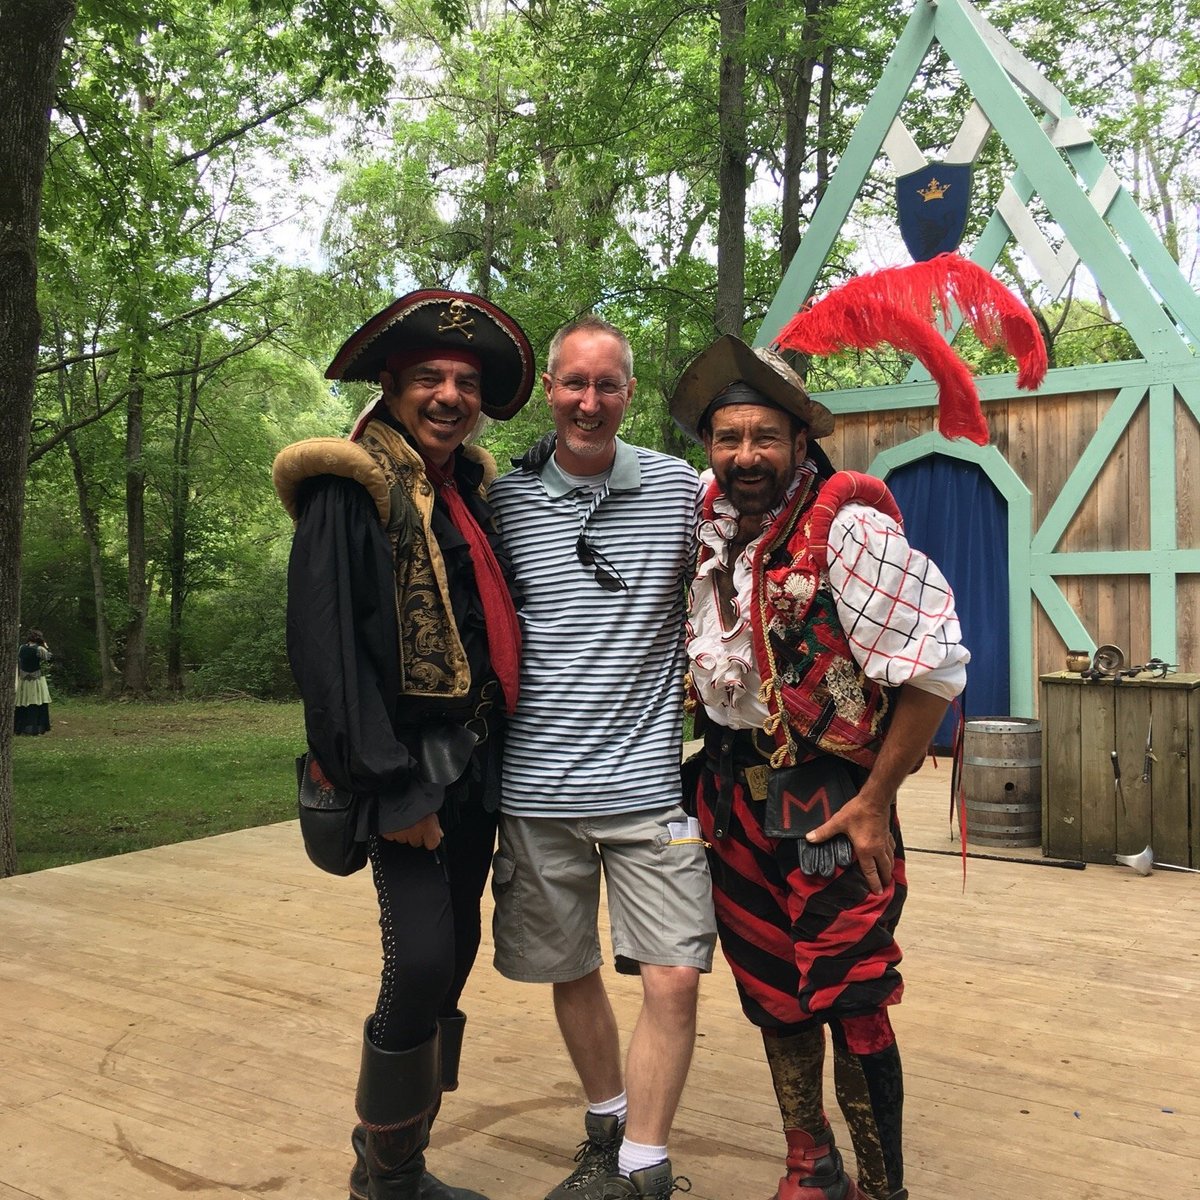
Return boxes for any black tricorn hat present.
[669,334,835,443]
[325,289,535,421]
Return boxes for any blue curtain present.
[885,455,1009,749]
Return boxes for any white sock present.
[618,1138,667,1177]
[589,1091,628,1121]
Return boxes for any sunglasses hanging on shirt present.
[576,536,628,593]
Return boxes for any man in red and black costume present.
[670,335,969,1200]
[273,291,533,1200]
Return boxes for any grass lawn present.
[11,697,306,874]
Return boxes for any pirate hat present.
[326,289,535,421]
[669,335,835,443]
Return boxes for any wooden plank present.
[1179,577,1200,680]
[839,411,871,473]
[1192,687,1200,871]
[1033,592,1061,698]
[1078,678,1119,862]
[1149,686,1192,866]
[1127,575,1152,668]
[1115,685,1154,856]
[1178,390,1200,550]
[1034,392,1070,529]
[1005,393,1037,491]
[903,401,931,443]
[1032,390,1073,686]
[1064,389,1101,551]
[983,393,1007,451]
[1040,678,1082,858]
[2,775,1199,1200]
[1127,389,1151,551]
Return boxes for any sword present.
[1141,714,1156,784]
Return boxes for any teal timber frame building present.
[755,0,1200,718]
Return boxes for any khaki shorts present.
[491,807,717,983]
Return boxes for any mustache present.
[728,466,779,483]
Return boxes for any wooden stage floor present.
[2,758,1197,1199]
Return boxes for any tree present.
[4,0,393,871]
[31,0,395,694]
[0,0,78,876]
[716,0,749,334]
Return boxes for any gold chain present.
[753,475,816,769]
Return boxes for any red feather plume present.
[773,253,1048,446]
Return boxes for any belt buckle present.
[743,763,770,802]
[467,679,498,744]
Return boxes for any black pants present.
[367,798,498,1052]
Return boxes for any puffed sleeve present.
[286,475,440,827]
[825,503,969,700]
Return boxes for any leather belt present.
[704,725,774,840]
[395,677,500,745]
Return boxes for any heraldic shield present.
[896,161,972,261]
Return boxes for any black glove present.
[798,834,855,878]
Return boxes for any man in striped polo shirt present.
[489,315,716,1200]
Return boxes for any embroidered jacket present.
[273,420,498,700]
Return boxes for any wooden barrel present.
[962,718,1042,848]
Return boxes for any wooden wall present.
[818,386,1198,698]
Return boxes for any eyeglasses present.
[576,536,628,593]
[552,376,628,397]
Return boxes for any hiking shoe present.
[545,1113,625,1200]
[601,1160,691,1200]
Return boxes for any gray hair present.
[546,314,633,379]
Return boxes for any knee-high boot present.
[421,1010,487,1200]
[436,1009,466,1092]
[762,1026,864,1200]
[830,1031,907,1200]
[352,1017,440,1200]
[350,1013,488,1200]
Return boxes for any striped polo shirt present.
[489,439,700,817]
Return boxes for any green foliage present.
[185,538,296,699]
[29,0,398,693]
[1034,300,1141,368]
[10,698,305,872]
[21,0,1195,702]
[16,504,109,692]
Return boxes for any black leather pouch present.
[764,756,860,877]
[296,752,369,876]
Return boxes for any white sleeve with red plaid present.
[825,503,969,700]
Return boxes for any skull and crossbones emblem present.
[438,299,476,339]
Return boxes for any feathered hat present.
[671,335,835,442]
[773,252,1047,444]
[671,253,1047,445]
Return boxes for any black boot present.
[830,1032,905,1200]
[349,1013,488,1200]
[420,1010,488,1200]
[437,1010,467,1093]
[350,1018,439,1200]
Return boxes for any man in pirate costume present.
[273,291,534,1200]
[668,257,1047,1200]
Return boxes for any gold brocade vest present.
[272,420,498,700]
